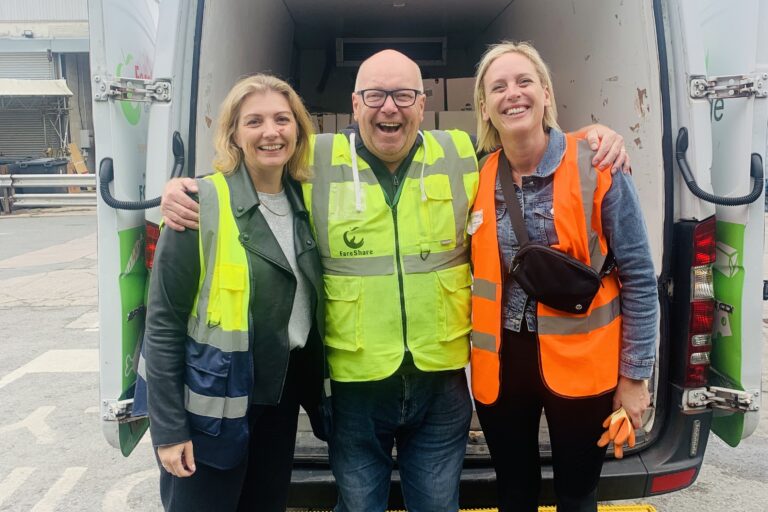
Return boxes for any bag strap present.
[497,152,530,245]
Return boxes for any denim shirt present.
[496,128,658,380]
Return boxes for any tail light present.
[684,216,716,387]
[650,468,698,494]
[145,221,160,270]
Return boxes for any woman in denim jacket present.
[469,41,658,512]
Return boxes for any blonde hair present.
[213,74,314,182]
[474,41,559,153]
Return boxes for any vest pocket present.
[323,275,363,351]
[212,263,247,330]
[436,265,473,342]
[185,343,231,437]
[422,176,456,248]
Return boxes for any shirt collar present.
[228,162,259,218]
[534,128,566,178]
[226,162,307,218]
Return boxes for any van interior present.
[191,0,667,461]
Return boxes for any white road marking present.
[0,349,98,390]
[0,406,56,444]
[66,311,99,330]
[0,467,35,508]
[84,406,100,414]
[30,467,87,512]
[101,468,158,512]
[0,233,96,269]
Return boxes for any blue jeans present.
[329,369,472,512]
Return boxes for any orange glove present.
[596,407,636,459]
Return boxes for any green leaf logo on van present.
[116,54,142,126]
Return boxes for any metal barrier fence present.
[0,174,97,214]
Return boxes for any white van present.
[90,0,766,507]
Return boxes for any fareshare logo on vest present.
[340,226,373,256]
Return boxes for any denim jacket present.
[495,128,657,380]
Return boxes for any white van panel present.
[195,0,295,174]
[144,0,198,224]
[701,0,766,443]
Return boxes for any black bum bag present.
[511,243,610,314]
[497,153,614,314]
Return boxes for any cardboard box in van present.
[446,77,475,111]
[422,78,445,111]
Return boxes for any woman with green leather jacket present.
[142,74,326,512]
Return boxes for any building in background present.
[0,0,93,172]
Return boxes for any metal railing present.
[0,174,96,214]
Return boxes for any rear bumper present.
[288,394,711,508]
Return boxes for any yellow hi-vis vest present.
[185,172,252,469]
[303,130,479,381]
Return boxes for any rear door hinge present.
[689,73,768,100]
[102,398,140,423]
[93,76,172,103]
[683,386,760,413]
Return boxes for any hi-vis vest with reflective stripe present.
[183,172,253,469]
[470,135,621,404]
[303,130,479,382]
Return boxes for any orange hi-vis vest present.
[470,135,622,404]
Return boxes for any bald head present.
[351,49,426,171]
[354,50,423,92]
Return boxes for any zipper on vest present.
[392,207,409,349]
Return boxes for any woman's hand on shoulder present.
[612,376,650,429]
[161,177,200,231]
[157,440,196,477]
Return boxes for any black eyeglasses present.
[356,89,423,108]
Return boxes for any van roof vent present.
[336,37,447,67]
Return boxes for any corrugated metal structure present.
[0,0,92,165]
[0,52,54,79]
[0,0,87,21]
[0,111,47,158]
[0,79,72,159]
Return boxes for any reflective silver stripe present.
[185,385,249,419]
[309,136,336,259]
[472,331,497,352]
[472,278,497,301]
[186,321,250,352]
[324,378,332,397]
[322,255,394,276]
[430,131,476,248]
[576,140,606,273]
[538,296,621,335]
[193,178,220,325]
[137,353,146,379]
[402,246,469,273]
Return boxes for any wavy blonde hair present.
[474,41,560,153]
[213,74,314,182]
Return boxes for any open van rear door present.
[667,0,766,446]
[90,0,159,455]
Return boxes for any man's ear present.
[352,92,361,121]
